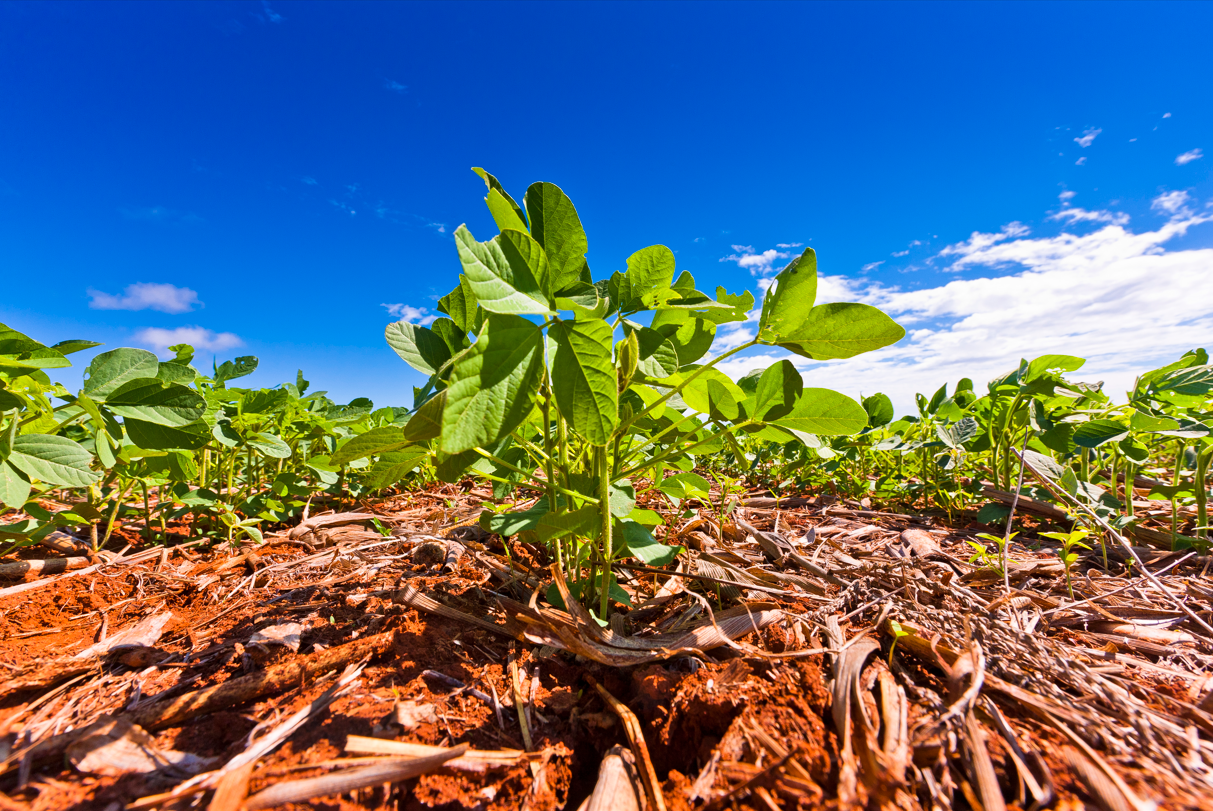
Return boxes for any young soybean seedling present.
[1040,527,1092,599]
[970,531,1017,575]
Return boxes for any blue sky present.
[2,1,1210,414]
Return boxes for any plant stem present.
[621,340,756,431]
[1196,446,1210,544]
[597,445,613,620]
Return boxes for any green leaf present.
[617,520,681,566]
[441,314,544,454]
[658,471,711,500]
[750,360,803,420]
[480,497,555,536]
[1156,365,1213,396]
[550,318,618,446]
[472,167,528,231]
[862,393,894,427]
[758,248,817,341]
[535,505,601,544]
[771,388,868,436]
[650,310,716,365]
[454,225,552,315]
[0,323,70,370]
[610,480,636,518]
[50,339,102,356]
[404,390,446,443]
[1027,354,1085,380]
[247,432,292,459]
[1129,410,1180,433]
[386,321,453,376]
[486,188,529,233]
[241,388,291,415]
[623,245,676,308]
[430,317,471,357]
[127,419,211,450]
[332,426,410,466]
[83,348,160,399]
[105,379,206,426]
[214,356,259,385]
[775,303,905,360]
[1073,419,1130,448]
[524,182,588,294]
[680,369,745,421]
[8,434,98,487]
[366,446,430,489]
[0,461,31,508]
[631,327,679,380]
[555,282,608,319]
[436,275,479,334]
[156,361,197,385]
[499,228,551,299]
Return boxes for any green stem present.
[1196,446,1210,543]
[621,340,756,431]
[473,448,600,506]
[620,420,755,479]
[597,445,613,620]
[1171,440,1184,549]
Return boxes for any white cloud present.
[716,202,1213,416]
[384,79,407,94]
[936,222,1030,261]
[382,303,438,326]
[719,246,792,277]
[120,206,203,224]
[1163,112,1172,119]
[1058,190,1076,203]
[1151,190,1193,219]
[259,1,282,23]
[861,261,885,272]
[1075,157,1087,166]
[1048,207,1130,226]
[1176,148,1204,166]
[1074,128,1102,148]
[301,176,318,185]
[776,242,804,249]
[136,326,243,356]
[892,250,910,257]
[88,283,201,314]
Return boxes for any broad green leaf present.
[1157,365,1213,396]
[0,323,70,370]
[632,326,679,380]
[1073,419,1130,448]
[241,388,291,415]
[556,282,608,319]
[472,167,528,230]
[623,245,676,307]
[386,321,453,376]
[650,310,716,365]
[1027,354,1085,381]
[247,432,292,459]
[776,303,905,360]
[366,446,430,489]
[486,188,529,233]
[610,480,636,518]
[617,520,681,566]
[156,361,196,385]
[212,420,241,448]
[128,418,211,450]
[499,228,551,299]
[454,225,552,315]
[480,497,556,536]
[681,369,746,421]
[83,348,159,399]
[404,390,446,443]
[331,426,410,466]
[8,434,98,487]
[214,356,259,385]
[770,388,868,436]
[658,471,710,500]
[862,393,894,427]
[535,505,601,544]
[628,384,668,420]
[0,461,31,507]
[523,182,588,294]
[750,360,802,420]
[105,379,206,426]
[50,339,102,356]
[758,248,817,341]
[1129,410,1180,433]
[550,318,618,446]
[430,317,471,357]
[437,275,478,334]
[441,314,544,454]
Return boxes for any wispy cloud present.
[382,303,438,326]
[1074,127,1102,148]
[120,206,203,224]
[936,222,1030,262]
[257,1,282,23]
[1176,148,1204,166]
[1163,112,1172,119]
[88,283,201,314]
[719,245,792,277]
[717,198,1213,414]
[861,261,885,272]
[1058,190,1076,203]
[1075,156,1087,166]
[300,176,318,186]
[136,326,243,356]
[384,79,408,94]
[1048,207,1129,226]
[776,242,804,249]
